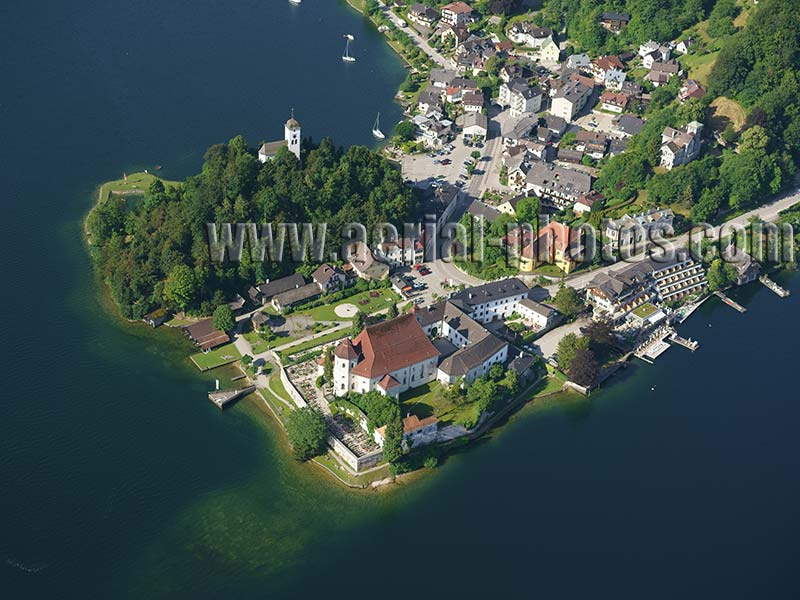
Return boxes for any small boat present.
[372,112,385,140]
[289,0,301,5]
[342,35,356,62]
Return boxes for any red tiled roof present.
[402,414,439,434]
[442,2,473,14]
[334,338,359,360]
[377,374,401,390]
[351,314,440,379]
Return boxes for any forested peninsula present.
[87,139,413,319]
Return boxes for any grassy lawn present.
[631,302,659,319]
[292,289,399,322]
[678,50,719,85]
[401,382,454,419]
[277,327,350,357]
[98,172,181,202]
[533,264,567,277]
[190,343,242,371]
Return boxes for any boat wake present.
[6,558,49,573]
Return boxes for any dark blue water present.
[2,1,799,598]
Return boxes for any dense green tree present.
[553,285,583,318]
[285,407,328,461]
[514,196,540,230]
[323,346,334,382]
[387,302,399,319]
[706,258,738,291]
[584,318,614,349]
[568,347,599,387]
[395,120,417,142]
[212,304,236,332]
[556,333,590,372]
[163,264,197,311]
[381,419,404,464]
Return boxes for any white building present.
[660,122,703,169]
[332,314,440,398]
[259,110,301,162]
[499,79,543,118]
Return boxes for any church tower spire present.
[285,109,301,160]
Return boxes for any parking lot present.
[573,109,618,136]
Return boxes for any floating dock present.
[759,275,790,298]
[208,385,256,409]
[714,291,746,313]
[669,332,699,351]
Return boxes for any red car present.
[419,267,432,276]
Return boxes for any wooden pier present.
[714,291,746,313]
[208,385,256,409]
[759,275,790,298]
[669,332,699,351]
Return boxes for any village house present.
[414,301,508,385]
[550,80,593,121]
[600,11,630,33]
[184,318,230,352]
[499,78,543,117]
[417,88,444,114]
[507,23,553,48]
[271,283,321,312]
[524,162,593,209]
[312,263,347,293]
[660,121,703,169]
[675,38,695,55]
[248,273,306,306]
[612,114,645,138]
[575,130,608,159]
[516,220,577,274]
[502,114,538,146]
[496,194,526,217]
[565,53,591,72]
[574,190,604,214]
[723,246,761,286]
[642,45,672,69]
[679,79,706,103]
[440,1,473,27]
[347,242,390,281]
[458,111,488,143]
[407,3,438,28]
[499,62,534,83]
[430,68,457,89]
[374,414,439,450]
[516,296,557,330]
[604,207,675,250]
[591,55,625,83]
[462,91,484,112]
[376,237,424,267]
[333,314,441,398]
[645,60,682,86]
[467,198,502,222]
[448,278,530,324]
[539,37,561,62]
[600,91,628,113]
[604,68,627,91]
[422,183,460,233]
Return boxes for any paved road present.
[379,3,449,68]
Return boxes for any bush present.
[423,456,438,469]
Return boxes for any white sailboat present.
[342,35,356,62]
[372,112,385,140]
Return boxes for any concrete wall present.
[280,367,308,408]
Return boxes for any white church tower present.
[285,109,301,160]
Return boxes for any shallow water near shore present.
[2,1,800,598]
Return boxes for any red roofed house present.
[440,2,473,27]
[519,221,577,274]
[374,414,439,449]
[600,91,628,113]
[679,79,707,103]
[333,314,441,398]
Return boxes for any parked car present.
[440,158,451,165]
